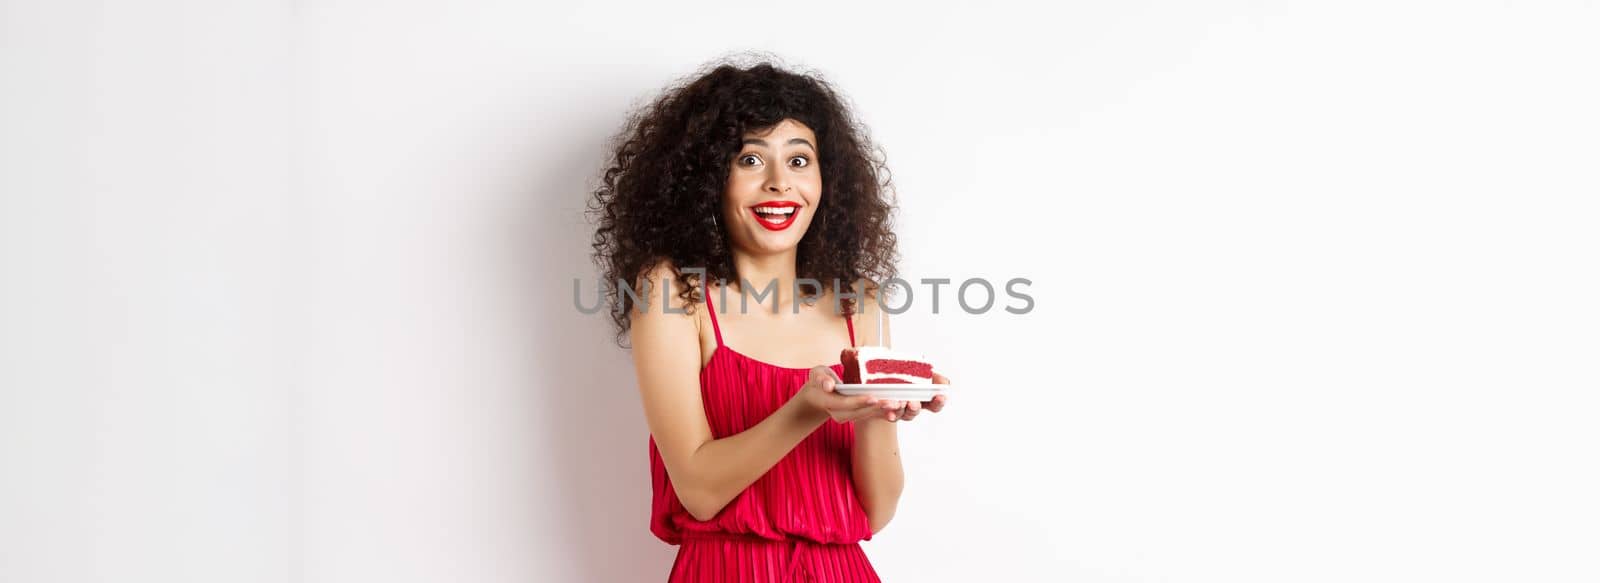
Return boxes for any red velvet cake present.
[840,346,936,385]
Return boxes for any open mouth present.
[750,201,801,231]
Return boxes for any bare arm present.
[850,292,906,533]
[853,418,904,533]
[631,263,878,521]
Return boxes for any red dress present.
[648,290,880,582]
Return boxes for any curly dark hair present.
[588,56,900,346]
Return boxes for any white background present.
[3,1,1597,581]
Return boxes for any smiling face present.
[721,118,823,256]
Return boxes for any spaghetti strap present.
[704,285,724,348]
[649,281,877,557]
[845,310,856,347]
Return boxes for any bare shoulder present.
[631,259,701,320]
[844,280,892,348]
[628,258,716,507]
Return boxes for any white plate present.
[835,384,948,402]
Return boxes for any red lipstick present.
[750,200,802,231]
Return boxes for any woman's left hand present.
[870,372,951,422]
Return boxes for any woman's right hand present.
[797,366,883,423]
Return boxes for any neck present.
[729,247,805,313]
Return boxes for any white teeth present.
[753,206,796,215]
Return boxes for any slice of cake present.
[840,346,936,385]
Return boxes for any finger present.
[894,400,915,421]
[812,366,839,392]
[880,398,903,411]
[844,401,893,423]
[824,395,876,419]
[833,393,875,409]
[931,372,950,385]
[840,397,882,415]
[922,393,946,413]
[887,401,907,421]
[866,403,892,420]
[843,404,885,423]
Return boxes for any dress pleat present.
[648,290,879,582]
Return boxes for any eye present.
[789,155,811,168]
[738,153,761,166]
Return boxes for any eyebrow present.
[741,137,816,151]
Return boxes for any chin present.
[773,225,813,243]
[752,237,802,254]
[737,229,800,254]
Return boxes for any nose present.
[764,167,792,193]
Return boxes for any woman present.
[590,59,950,582]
